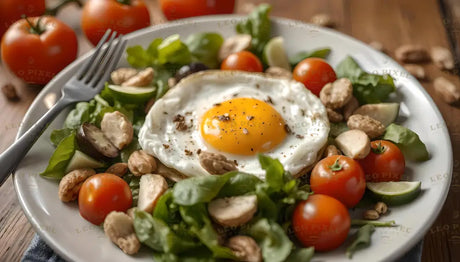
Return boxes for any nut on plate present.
[219,34,252,61]
[320,78,353,109]
[122,67,155,87]
[374,202,388,215]
[208,195,258,227]
[103,211,140,255]
[199,151,238,175]
[326,108,344,123]
[433,77,460,104]
[128,150,157,176]
[106,163,129,177]
[111,68,138,85]
[347,114,385,139]
[101,111,134,150]
[226,236,262,262]
[394,44,430,63]
[2,83,19,101]
[363,209,380,220]
[58,168,96,202]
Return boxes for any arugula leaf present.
[346,224,375,259]
[172,175,231,206]
[382,123,429,161]
[336,56,396,104]
[289,47,331,67]
[40,133,76,179]
[236,4,272,58]
[186,33,224,69]
[285,247,315,262]
[50,128,74,147]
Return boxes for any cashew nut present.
[326,108,344,123]
[208,195,258,227]
[320,78,353,109]
[58,168,96,202]
[403,64,426,80]
[335,129,371,159]
[226,236,262,262]
[199,151,238,175]
[395,45,430,63]
[101,111,134,150]
[265,67,293,79]
[111,68,138,85]
[138,174,168,213]
[128,150,157,176]
[347,114,385,139]
[323,145,341,158]
[310,13,335,28]
[219,34,252,61]
[431,46,454,70]
[433,77,460,104]
[103,211,141,255]
[106,163,129,177]
[122,67,155,87]
[342,96,359,121]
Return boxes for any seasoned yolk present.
[200,98,287,155]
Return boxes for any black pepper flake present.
[251,148,254,152]
[197,149,202,154]
[217,113,230,121]
[173,114,188,131]
[243,128,249,135]
[184,150,193,156]
[185,111,192,116]
[284,124,292,134]
[163,112,168,115]
[213,103,221,107]
[232,93,238,97]
[256,84,260,89]
[247,116,254,121]
[301,109,306,116]
[265,96,274,105]
[233,160,238,166]
[296,134,304,139]
[163,144,170,149]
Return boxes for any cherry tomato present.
[0,0,46,40]
[293,58,337,96]
[310,155,366,208]
[221,51,263,72]
[78,173,132,225]
[292,194,350,251]
[359,140,405,182]
[1,16,78,85]
[160,0,235,20]
[81,0,151,46]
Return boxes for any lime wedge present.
[263,36,291,70]
[65,150,105,173]
[107,84,156,104]
[367,181,421,206]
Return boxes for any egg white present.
[139,71,329,179]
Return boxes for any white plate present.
[14,16,453,262]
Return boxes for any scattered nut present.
[168,77,177,88]
[323,145,341,158]
[2,84,19,101]
[374,202,388,215]
[219,34,252,61]
[106,163,129,177]
[311,13,335,28]
[226,236,262,262]
[101,111,134,150]
[431,46,454,70]
[342,96,359,121]
[369,41,385,52]
[128,150,157,176]
[326,108,344,123]
[103,211,141,255]
[335,129,371,159]
[138,174,168,213]
[122,67,154,87]
[403,64,426,80]
[265,66,293,79]
[394,45,430,63]
[199,151,238,175]
[58,168,96,202]
[320,78,353,109]
[347,114,385,139]
[363,209,380,220]
[111,68,138,85]
[433,77,460,104]
[208,195,258,227]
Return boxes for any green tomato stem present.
[117,0,132,5]
[45,0,83,16]
[22,15,45,35]
[371,141,387,154]
[329,157,343,172]
[351,219,396,227]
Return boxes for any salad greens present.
[383,124,429,161]
[186,33,224,69]
[289,47,332,67]
[346,224,375,259]
[40,133,76,179]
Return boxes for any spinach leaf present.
[154,190,182,225]
[50,128,74,147]
[285,247,315,262]
[336,56,396,104]
[173,175,231,205]
[217,172,262,198]
[64,101,95,129]
[186,33,224,69]
[346,224,375,258]
[289,47,331,67]
[259,154,284,191]
[40,133,76,179]
[382,123,429,161]
[236,4,272,58]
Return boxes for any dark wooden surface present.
[1,0,459,261]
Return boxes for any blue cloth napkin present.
[22,233,423,262]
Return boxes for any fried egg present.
[139,71,329,179]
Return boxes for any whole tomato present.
[0,0,46,40]
[310,155,366,208]
[160,0,235,20]
[221,51,263,72]
[1,16,78,85]
[292,194,350,251]
[81,0,151,46]
[79,173,132,225]
[293,58,337,96]
[359,140,405,182]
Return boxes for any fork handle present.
[0,96,75,186]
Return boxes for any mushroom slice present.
[335,129,371,159]
[208,195,257,227]
[138,174,168,213]
[226,236,262,262]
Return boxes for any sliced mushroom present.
[226,236,262,262]
[103,211,140,255]
[76,123,119,159]
[58,168,96,202]
[101,111,134,150]
[219,34,252,61]
[138,174,168,213]
[208,195,257,227]
[335,129,371,159]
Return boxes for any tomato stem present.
[22,15,45,35]
[371,142,386,154]
[329,157,343,172]
[45,0,83,16]
[117,0,132,5]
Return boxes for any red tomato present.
[221,51,263,72]
[81,0,151,46]
[78,173,132,225]
[292,194,350,251]
[0,0,46,40]
[1,16,78,85]
[160,0,235,20]
[293,58,337,96]
[359,140,405,182]
[310,155,366,208]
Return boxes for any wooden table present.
[1,0,459,261]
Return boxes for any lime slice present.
[367,181,421,206]
[263,36,291,70]
[107,84,155,104]
[65,150,105,173]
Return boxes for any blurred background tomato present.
[160,0,235,20]
[0,0,46,40]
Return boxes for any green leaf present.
[120,140,141,163]
[64,102,95,129]
[123,174,140,206]
[186,33,224,69]
[346,224,375,259]
[289,47,331,67]
[258,154,284,191]
[40,133,76,179]
[50,128,74,147]
[172,175,231,206]
[336,56,396,104]
[158,34,192,65]
[154,190,181,224]
[382,123,429,161]
[217,172,262,197]
[285,247,315,262]
[329,122,349,138]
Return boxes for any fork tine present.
[93,37,128,88]
[76,29,112,80]
[82,31,118,84]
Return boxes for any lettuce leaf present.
[382,123,429,161]
[186,33,224,69]
[236,4,272,58]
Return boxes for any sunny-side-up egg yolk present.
[200,97,287,155]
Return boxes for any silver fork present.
[0,29,127,186]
